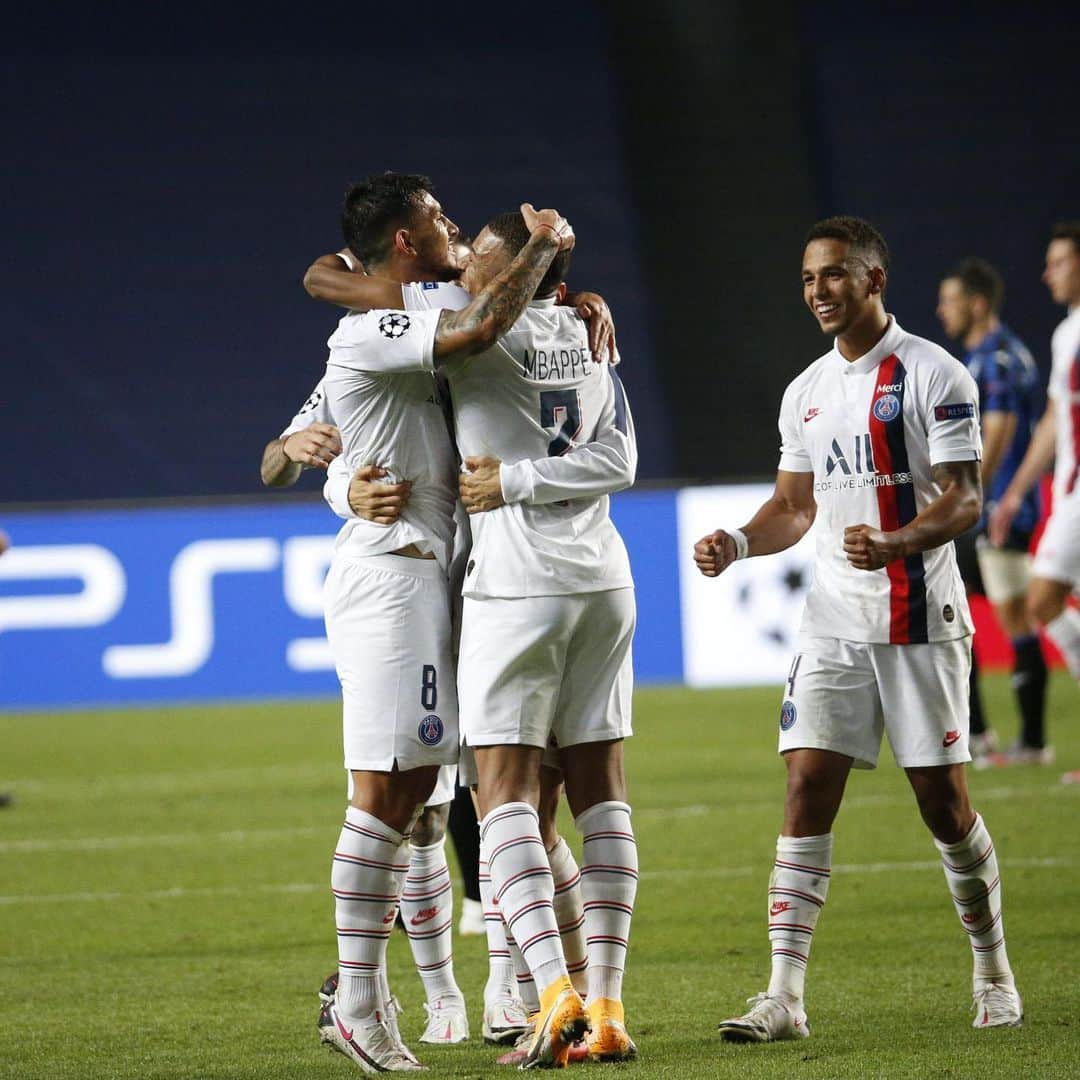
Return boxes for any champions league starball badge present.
[379,312,411,339]
[418,714,444,746]
[873,393,900,422]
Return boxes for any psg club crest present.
[379,312,411,339]
[873,393,900,422]
[780,700,798,731]
[418,714,444,746]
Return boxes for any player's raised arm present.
[694,470,817,577]
[432,205,573,360]
[303,250,406,310]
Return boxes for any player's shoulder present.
[402,281,471,312]
[782,350,833,398]
[1052,307,1080,352]
[894,325,971,383]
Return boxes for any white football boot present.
[717,992,810,1042]
[482,992,531,1045]
[972,982,1023,1028]
[318,1000,424,1072]
[418,995,469,1044]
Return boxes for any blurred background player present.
[936,258,1049,766]
[990,221,1080,781]
[696,216,1022,1041]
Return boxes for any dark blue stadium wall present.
[5,3,1078,502]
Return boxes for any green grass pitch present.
[2,675,1078,1078]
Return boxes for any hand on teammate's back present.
[459,456,505,514]
[348,465,412,525]
[283,423,341,469]
[693,530,738,577]
[568,291,617,364]
[520,203,575,252]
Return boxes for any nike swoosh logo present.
[410,907,439,925]
[335,1013,354,1041]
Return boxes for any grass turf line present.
[1,675,1078,1078]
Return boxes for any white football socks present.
[766,833,833,1005]
[576,801,638,1006]
[479,846,521,1008]
[481,802,567,996]
[331,807,410,1019]
[935,813,1014,989]
[399,836,462,1006]
[1044,606,1080,680]
[548,836,589,996]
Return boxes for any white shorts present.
[324,552,458,773]
[777,635,972,769]
[458,588,635,751]
[1032,493,1080,589]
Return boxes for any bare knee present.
[412,802,450,846]
[781,750,851,836]
[1027,581,1067,628]
[907,765,974,844]
[538,766,563,850]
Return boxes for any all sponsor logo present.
[873,393,901,422]
[418,714,444,746]
[780,700,798,731]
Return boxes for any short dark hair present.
[805,215,890,273]
[484,210,572,298]
[948,257,1005,312]
[1050,221,1080,254]
[340,172,433,268]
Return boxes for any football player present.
[695,216,1023,1040]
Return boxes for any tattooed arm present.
[432,204,574,361]
[843,460,982,571]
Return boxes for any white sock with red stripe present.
[478,849,516,1006]
[481,802,567,995]
[548,836,589,996]
[766,833,832,1005]
[934,813,1014,989]
[331,807,410,1019]
[1044,606,1080,680]
[399,836,462,1006]
[506,923,540,1012]
[576,801,637,1005]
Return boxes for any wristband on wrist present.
[729,528,750,561]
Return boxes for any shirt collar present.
[830,315,904,375]
[528,296,560,309]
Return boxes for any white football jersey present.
[340,283,636,599]
[444,298,635,599]
[779,317,981,645]
[280,378,333,437]
[1048,306,1080,501]
[323,307,458,568]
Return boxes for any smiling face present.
[801,237,884,338]
[404,191,461,281]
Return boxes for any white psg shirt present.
[443,297,635,599]
[1048,306,1080,501]
[779,317,981,645]
[323,306,458,569]
[280,378,333,437]
[340,283,636,599]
